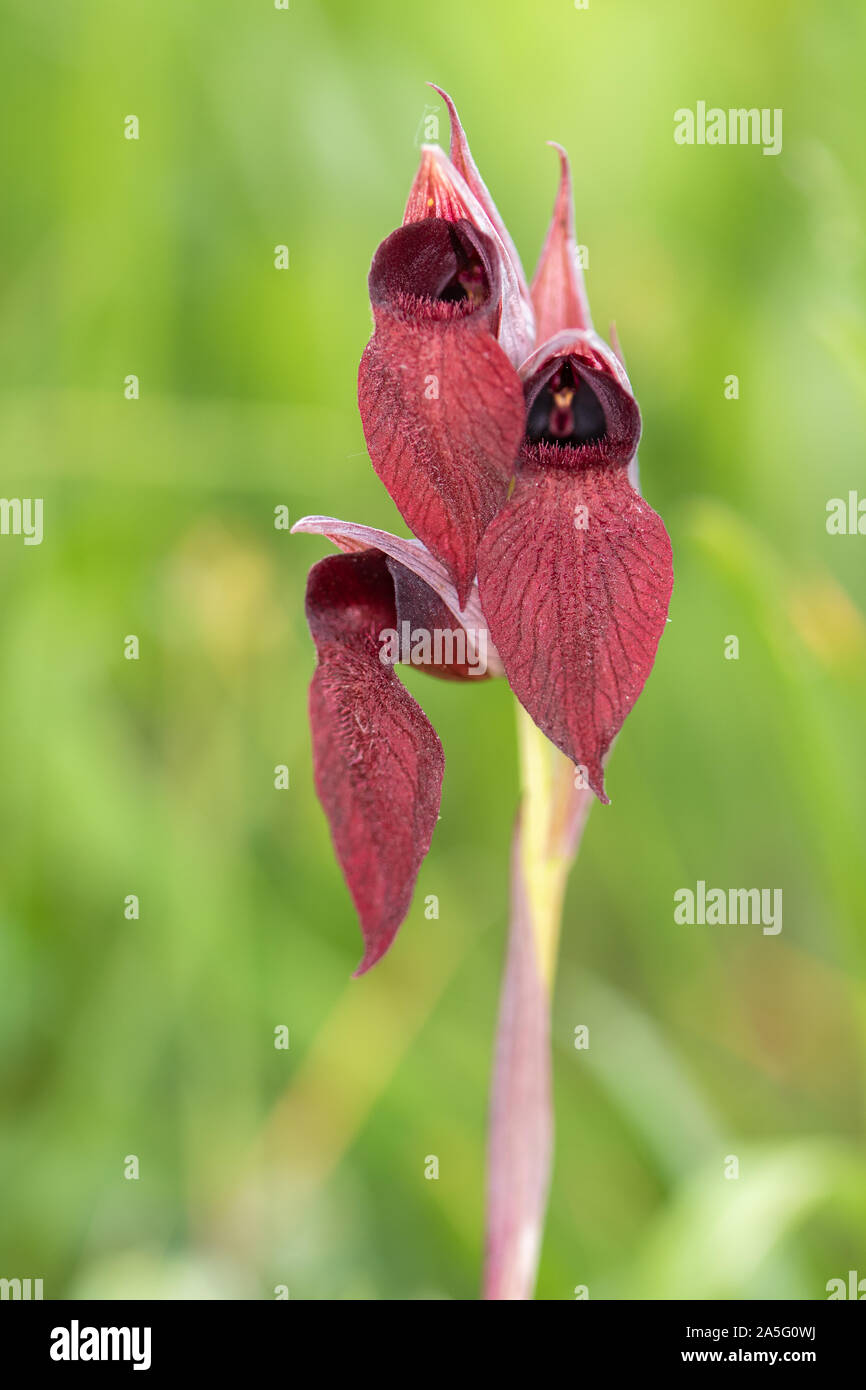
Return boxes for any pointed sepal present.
[403,92,534,365]
[305,551,445,973]
[531,144,593,343]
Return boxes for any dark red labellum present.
[478,351,671,802]
[358,219,525,608]
[305,551,445,974]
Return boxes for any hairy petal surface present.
[478,457,672,802]
[358,219,525,607]
[479,332,669,801]
[305,551,444,973]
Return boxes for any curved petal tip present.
[531,142,593,343]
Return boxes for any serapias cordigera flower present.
[293,89,673,973]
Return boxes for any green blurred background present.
[1,0,865,1300]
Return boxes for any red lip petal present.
[305,551,444,974]
[477,461,673,802]
[359,317,524,608]
[359,223,525,607]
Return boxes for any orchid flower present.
[293,86,674,1302]
[292,515,500,975]
[293,89,672,980]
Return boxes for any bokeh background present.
[1,0,865,1300]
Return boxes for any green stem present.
[515,703,590,988]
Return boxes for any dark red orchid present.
[294,90,673,973]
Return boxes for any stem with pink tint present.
[482,703,593,1300]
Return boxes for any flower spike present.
[298,86,674,967]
